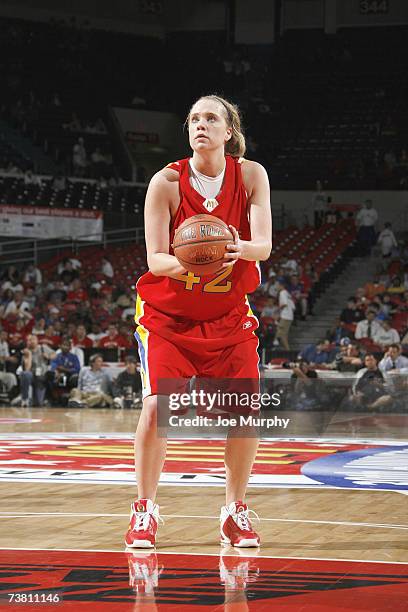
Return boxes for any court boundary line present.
[0,546,407,565]
[0,511,407,530]
[0,478,406,493]
[0,433,407,445]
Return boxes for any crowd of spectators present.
[252,256,318,351]
[0,257,142,408]
[276,236,408,412]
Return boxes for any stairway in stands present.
[290,255,379,353]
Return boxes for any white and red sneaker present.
[125,499,161,548]
[220,501,260,548]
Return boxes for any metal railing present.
[0,226,145,267]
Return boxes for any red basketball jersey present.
[137,155,260,323]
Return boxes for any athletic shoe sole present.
[125,539,155,549]
[220,535,260,547]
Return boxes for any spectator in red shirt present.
[118,322,135,350]
[66,279,88,303]
[38,325,60,349]
[72,324,93,349]
[98,324,128,349]
[8,319,28,349]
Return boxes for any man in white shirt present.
[276,280,296,350]
[378,344,408,373]
[101,256,114,278]
[356,199,378,256]
[0,331,17,394]
[373,319,400,348]
[354,310,381,340]
[377,222,398,258]
[4,291,32,321]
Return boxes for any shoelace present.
[134,508,164,532]
[234,508,260,531]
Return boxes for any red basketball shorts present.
[134,327,259,400]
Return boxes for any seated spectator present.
[260,297,279,322]
[378,344,408,373]
[298,341,335,367]
[23,264,42,287]
[88,322,105,346]
[0,289,15,317]
[118,323,135,349]
[38,325,60,349]
[7,318,29,349]
[18,334,54,407]
[112,356,141,409]
[32,317,46,336]
[287,274,308,320]
[98,324,128,349]
[68,354,112,408]
[347,354,389,410]
[47,337,80,401]
[340,297,364,325]
[66,279,88,303]
[51,175,67,192]
[289,361,320,411]
[280,256,298,276]
[364,275,386,300]
[326,317,352,345]
[101,256,114,279]
[0,330,17,397]
[23,170,41,186]
[263,271,280,298]
[355,310,381,341]
[72,324,93,349]
[24,287,37,311]
[59,260,79,285]
[373,293,397,319]
[116,287,134,309]
[3,290,32,321]
[1,266,21,288]
[373,319,400,349]
[57,257,81,275]
[387,276,405,295]
[333,341,364,372]
[47,279,67,303]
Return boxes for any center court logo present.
[301,445,408,490]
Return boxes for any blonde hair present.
[186,94,246,158]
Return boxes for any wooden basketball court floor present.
[0,405,407,610]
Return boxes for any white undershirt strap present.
[189,159,226,200]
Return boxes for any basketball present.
[172,214,234,275]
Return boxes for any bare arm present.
[224,161,272,265]
[144,170,186,278]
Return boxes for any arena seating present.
[1,18,408,188]
[0,175,145,217]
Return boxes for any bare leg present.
[134,395,167,501]
[224,433,259,504]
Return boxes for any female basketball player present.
[125,95,272,549]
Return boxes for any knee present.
[140,396,158,431]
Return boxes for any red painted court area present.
[0,549,407,611]
[0,437,375,474]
